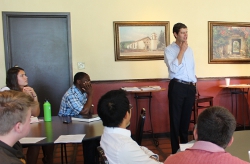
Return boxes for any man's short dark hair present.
[173,23,187,35]
[73,72,88,85]
[197,106,236,148]
[97,89,130,127]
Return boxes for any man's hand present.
[80,81,93,115]
[82,81,93,95]
[180,41,188,53]
[177,41,188,65]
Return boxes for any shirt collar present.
[104,127,131,137]
[72,85,83,94]
[189,141,225,153]
[172,41,178,46]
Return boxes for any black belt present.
[172,78,195,86]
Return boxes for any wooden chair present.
[190,92,213,124]
[135,108,146,145]
[97,146,109,164]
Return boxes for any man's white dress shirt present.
[100,127,163,164]
[164,42,196,83]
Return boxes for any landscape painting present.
[114,21,169,61]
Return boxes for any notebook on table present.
[72,114,101,122]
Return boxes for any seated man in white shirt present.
[97,89,163,164]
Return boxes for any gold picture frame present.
[114,21,170,61]
[208,21,250,64]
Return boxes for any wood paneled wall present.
[91,77,250,135]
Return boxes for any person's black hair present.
[6,67,24,91]
[97,89,130,127]
[197,106,236,148]
[173,22,187,37]
[73,72,88,85]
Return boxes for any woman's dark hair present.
[6,67,24,91]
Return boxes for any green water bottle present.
[45,121,53,142]
[43,100,51,122]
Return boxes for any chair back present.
[97,146,109,164]
[191,84,214,125]
[135,108,146,145]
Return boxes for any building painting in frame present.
[114,21,170,61]
[208,21,250,64]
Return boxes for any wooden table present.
[219,84,250,129]
[24,116,104,163]
[226,130,250,162]
[26,116,104,145]
[124,87,166,147]
[220,84,250,89]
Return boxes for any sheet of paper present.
[140,87,154,91]
[54,134,86,143]
[121,87,141,91]
[179,142,194,151]
[149,86,161,90]
[30,116,39,124]
[140,86,162,91]
[19,137,46,144]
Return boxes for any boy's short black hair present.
[97,89,130,127]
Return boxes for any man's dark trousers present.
[168,79,196,154]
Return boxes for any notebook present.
[72,114,101,122]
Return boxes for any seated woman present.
[1,66,54,164]
[1,66,40,116]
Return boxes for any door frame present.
[2,11,73,84]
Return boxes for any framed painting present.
[208,21,250,64]
[113,21,170,61]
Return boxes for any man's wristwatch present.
[150,155,159,161]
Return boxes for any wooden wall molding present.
[92,76,250,83]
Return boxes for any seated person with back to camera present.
[164,106,249,164]
[0,90,38,164]
[58,72,98,164]
[97,89,163,164]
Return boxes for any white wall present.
[1,0,250,87]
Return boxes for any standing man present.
[164,23,197,154]
[58,72,98,164]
